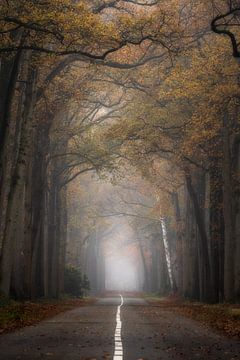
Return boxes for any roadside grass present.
[145,295,240,339]
[0,296,96,335]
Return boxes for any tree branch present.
[211,7,240,57]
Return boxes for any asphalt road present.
[0,296,240,360]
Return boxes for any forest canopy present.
[0,0,240,305]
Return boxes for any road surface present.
[0,295,239,359]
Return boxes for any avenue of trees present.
[0,0,240,303]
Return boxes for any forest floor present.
[145,295,240,339]
[0,297,96,335]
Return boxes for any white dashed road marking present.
[113,294,124,360]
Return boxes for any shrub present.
[64,266,90,297]
[0,293,11,307]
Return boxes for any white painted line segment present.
[113,294,124,360]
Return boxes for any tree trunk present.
[183,188,199,299]
[209,161,224,303]
[233,136,240,300]
[150,238,159,293]
[58,186,68,295]
[160,218,177,293]
[222,112,235,302]
[0,63,37,297]
[48,179,60,298]
[30,132,49,298]
[171,191,184,293]
[0,50,23,164]
[0,51,25,254]
[137,238,149,292]
[185,172,213,302]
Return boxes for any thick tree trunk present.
[183,189,199,299]
[0,62,36,296]
[222,113,235,302]
[30,134,49,298]
[43,188,50,298]
[185,172,213,302]
[150,238,159,293]
[11,67,37,299]
[0,64,37,297]
[158,227,171,295]
[0,51,25,254]
[233,136,240,300]
[209,161,224,303]
[48,180,60,298]
[0,50,23,163]
[58,186,68,295]
[171,191,184,293]
[0,56,14,130]
[160,218,177,293]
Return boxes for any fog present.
[105,255,143,292]
[103,217,144,292]
[66,174,162,295]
